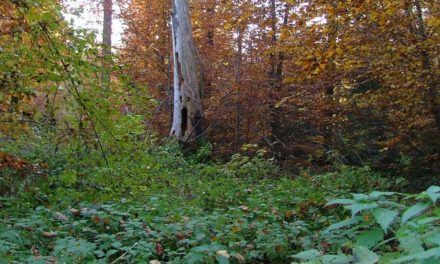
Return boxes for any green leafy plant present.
[292,186,440,264]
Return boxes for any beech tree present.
[102,0,112,86]
[170,0,204,144]
[119,0,439,179]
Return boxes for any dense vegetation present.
[1,0,439,263]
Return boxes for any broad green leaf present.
[356,228,384,249]
[380,253,405,264]
[353,246,379,264]
[425,186,440,203]
[320,254,353,264]
[397,229,424,254]
[426,186,440,194]
[111,241,123,248]
[424,230,440,246]
[393,247,440,263]
[421,258,440,264]
[291,249,321,260]
[373,208,398,231]
[352,194,371,201]
[93,250,105,258]
[216,255,229,264]
[401,202,430,224]
[186,252,206,264]
[192,245,211,252]
[369,191,396,198]
[323,216,362,234]
[417,217,440,225]
[380,201,407,209]
[346,202,379,216]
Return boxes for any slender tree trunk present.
[170,0,204,144]
[204,0,216,104]
[414,0,440,132]
[268,0,277,83]
[102,0,112,87]
[276,3,289,82]
[235,26,244,151]
[206,0,216,47]
[269,1,290,153]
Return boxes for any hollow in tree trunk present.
[170,0,204,145]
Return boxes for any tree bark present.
[269,1,290,153]
[235,25,244,151]
[170,0,204,144]
[102,0,112,86]
[268,0,277,83]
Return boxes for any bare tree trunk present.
[235,26,244,151]
[102,0,112,87]
[170,0,204,145]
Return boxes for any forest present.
[0,0,439,263]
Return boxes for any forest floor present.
[1,153,439,263]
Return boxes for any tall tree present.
[413,0,440,132]
[170,0,204,144]
[102,0,113,86]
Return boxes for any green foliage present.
[4,181,438,263]
[312,186,440,264]
[0,149,408,264]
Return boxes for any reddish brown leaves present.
[155,241,164,256]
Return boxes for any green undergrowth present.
[1,176,440,263]
[2,141,439,263]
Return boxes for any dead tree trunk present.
[170,0,204,144]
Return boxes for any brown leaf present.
[47,257,57,263]
[93,216,101,223]
[239,205,249,213]
[103,217,111,225]
[275,245,283,253]
[284,210,296,219]
[70,208,80,216]
[155,241,164,256]
[31,246,39,256]
[234,253,245,261]
[42,231,57,238]
[176,232,185,241]
[216,250,230,259]
[55,212,68,222]
[143,223,151,232]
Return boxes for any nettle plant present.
[292,186,440,264]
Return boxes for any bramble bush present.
[1,172,438,263]
[3,141,435,263]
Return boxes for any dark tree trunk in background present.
[102,0,113,87]
[269,1,290,154]
[414,0,440,133]
[235,25,244,151]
